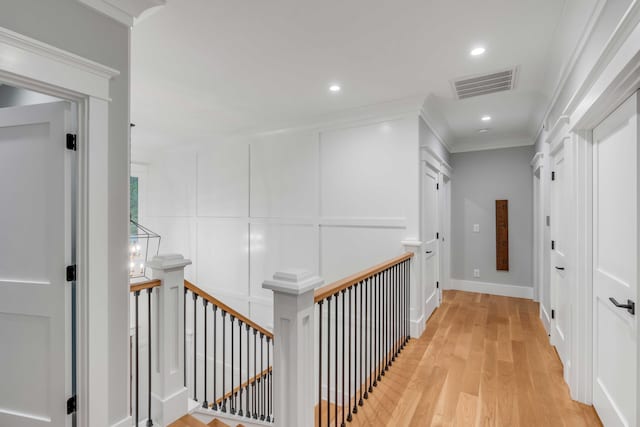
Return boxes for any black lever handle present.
[609,297,635,315]
[425,251,432,254]
[555,266,565,271]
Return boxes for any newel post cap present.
[147,254,192,271]
[401,239,423,249]
[263,269,324,295]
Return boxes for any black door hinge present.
[66,133,77,151]
[551,240,555,250]
[66,265,77,282]
[551,309,555,320]
[436,232,439,239]
[551,171,555,181]
[436,183,439,190]
[436,281,439,289]
[66,395,77,414]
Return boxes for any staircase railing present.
[314,253,412,426]
[184,280,274,422]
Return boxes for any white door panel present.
[593,92,638,427]
[550,143,572,381]
[0,102,73,427]
[422,164,439,318]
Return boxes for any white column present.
[147,254,192,426]
[402,240,423,338]
[263,269,323,427]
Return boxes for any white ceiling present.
[131,0,600,152]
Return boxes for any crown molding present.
[533,0,608,141]
[76,0,166,27]
[545,115,570,144]
[418,106,453,152]
[530,152,544,169]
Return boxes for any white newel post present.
[147,254,192,426]
[402,240,423,338]
[263,270,324,427]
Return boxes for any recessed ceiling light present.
[478,128,490,133]
[470,47,486,56]
[481,115,492,121]
[329,84,341,93]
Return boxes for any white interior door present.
[0,101,73,426]
[593,92,638,427]
[438,175,450,292]
[422,162,439,318]
[550,142,571,382]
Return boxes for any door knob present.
[555,266,565,271]
[609,297,635,315]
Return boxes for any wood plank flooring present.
[318,290,602,426]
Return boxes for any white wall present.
[134,116,421,328]
[0,3,131,425]
[450,145,535,290]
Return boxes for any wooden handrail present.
[212,366,272,406]
[184,280,274,339]
[129,279,162,293]
[314,252,413,303]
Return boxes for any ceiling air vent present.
[452,67,517,100]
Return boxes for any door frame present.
[540,2,640,412]
[0,26,119,426]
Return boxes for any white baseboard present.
[110,416,132,427]
[424,289,438,323]
[410,313,425,338]
[540,304,551,334]
[449,279,533,299]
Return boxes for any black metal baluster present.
[259,333,264,421]
[334,292,339,427]
[364,278,369,400]
[318,301,323,426]
[341,290,346,427]
[245,324,250,418]
[373,274,378,388]
[352,283,358,416]
[391,265,398,365]
[368,276,373,394]
[391,265,396,364]
[184,288,187,388]
[266,337,271,421]
[134,290,140,426]
[347,287,352,422]
[147,289,153,426]
[253,329,257,419]
[221,311,227,412]
[358,283,363,407]
[202,299,209,409]
[404,260,408,346]
[396,264,399,358]
[407,260,410,344]
[377,273,382,383]
[230,316,236,414]
[193,292,198,401]
[212,306,218,410]
[238,320,244,416]
[385,269,389,373]
[327,296,331,425]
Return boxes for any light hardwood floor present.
[327,290,602,426]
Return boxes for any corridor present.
[344,291,601,426]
